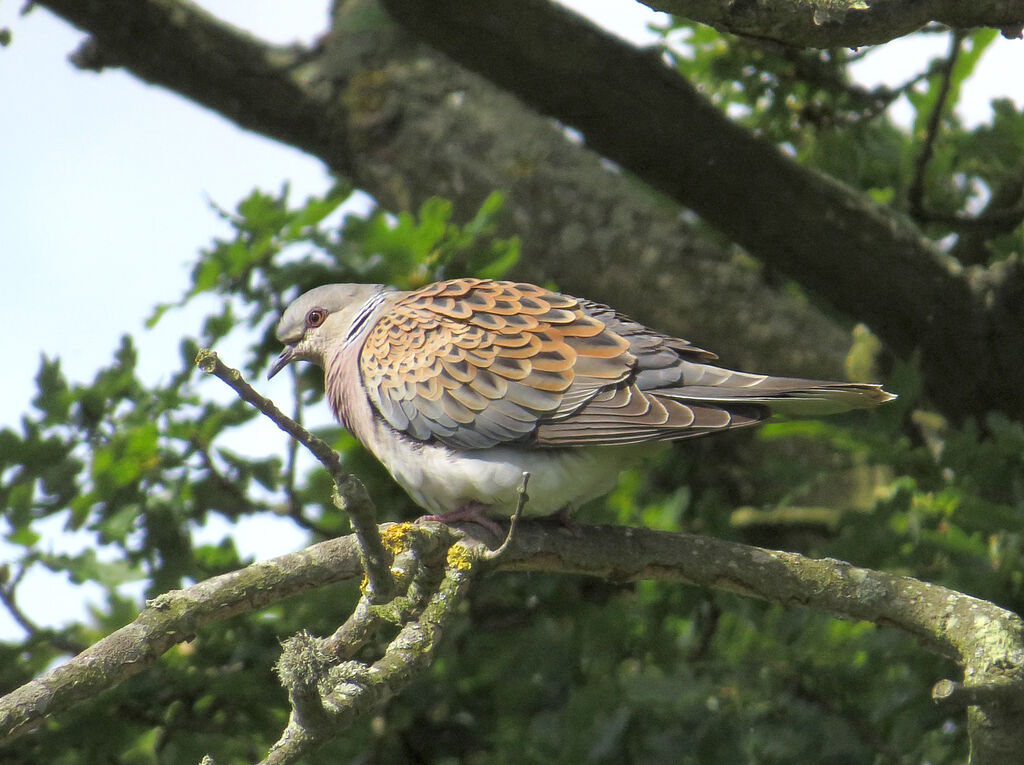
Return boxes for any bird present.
[268,278,894,524]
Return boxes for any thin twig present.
[685,597,721,663]
[320,596,379,660]
[195,349,394,602]
[0,566,85,655]
[951,166,1024,263]
[483,472,530,562]
[191,437,274,514]
[788,669,908,765]
[197,350,341,473]
[907,30,965,220]
[284,365,307,527]
[913,204,1024,233]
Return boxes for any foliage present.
[3,18,1024,765]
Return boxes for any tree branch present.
[907,31,965,220]
[2,521,1022,757]
[637,0,1024,48]
[34,0,350,168]
[261,526,473,764]
[30,0,1024,419]
[495,522,1024,764]
[0,534,367,744]
[378,0,1024,422]
[31,0,857,386]
[0,564,85,655]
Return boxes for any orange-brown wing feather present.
[361,280,890,449]
[360,279,635,448]
[533,299,767,445]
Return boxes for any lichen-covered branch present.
[261,526,476,765]
[0,534,366,744]
[494,522,1024,763]
[638,0,1024,48]
[3,521,1022,759]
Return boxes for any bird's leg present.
[418,502,505,538]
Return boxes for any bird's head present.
[268,283,388,379]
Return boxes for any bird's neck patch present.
[345,290,388,346]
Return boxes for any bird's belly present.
[372,435,659,517]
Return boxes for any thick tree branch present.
[31,0,856,384]
[29,0,1024,419]
[498,523,1024,763]
[638,0,1024,48]
[3,522,1023,759]
[0,534,366,744]
[497,524,1019,664]
[379,0,1024,423]
[36,0,350,166]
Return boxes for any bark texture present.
[641,0,1024,47]
[36,0,1024,420]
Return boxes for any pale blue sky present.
[1,1,1021,639]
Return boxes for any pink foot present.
[418,502,504,537]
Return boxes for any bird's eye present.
[306,309,327,328]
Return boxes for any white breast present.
[371,428,658,516]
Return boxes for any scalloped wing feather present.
[360,279,636,449]
[359,279,893,450]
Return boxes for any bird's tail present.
[665,360,896,416]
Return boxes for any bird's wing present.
[359,279,891,449]
[359,279,639,448]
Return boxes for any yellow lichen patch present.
[446,542,478,572]
[380,522,417,557]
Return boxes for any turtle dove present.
[269,278,894,521]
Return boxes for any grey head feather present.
[275,283,388,344]
[268,283,392,379]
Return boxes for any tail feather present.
[660,374,896,416]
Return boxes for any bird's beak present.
[267,346,295,380]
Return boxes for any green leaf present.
[32,357,70,423]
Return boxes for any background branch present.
[908,31,965,220]
[637,0,1024,47]
[30,0,1024,419]
[32,0,856,385]
[0,564,84,655]
[0,534,366,744]
[379,0,1024,423]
